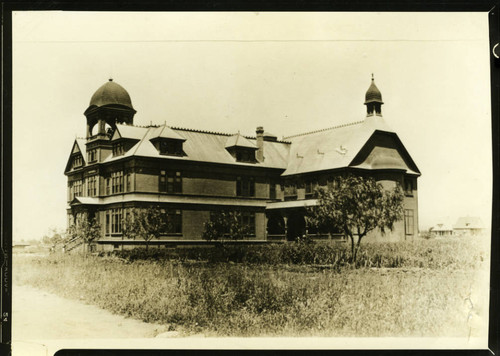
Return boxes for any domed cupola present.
[364,74,384,116]
[84,79,137,139]
[89,79,134,109]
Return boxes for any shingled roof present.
[453,217,484,230]
[281,115,419,176]
[102,124,290,169]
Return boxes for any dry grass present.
[13,236,488,337]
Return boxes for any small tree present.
[307,174,404,262]
[42,227,66,251]
[202,211,249,241]
[123,206,167,250]
[66,214,101,256]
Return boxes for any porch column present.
[283,215,288,241]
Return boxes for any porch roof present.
[265,199,318,210]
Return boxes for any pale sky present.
[12,11,492,240]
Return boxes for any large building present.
[65,76,421,250]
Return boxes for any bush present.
[109,236,484,271]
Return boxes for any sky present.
[12,11,492,240]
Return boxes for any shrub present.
[110,236,485,271]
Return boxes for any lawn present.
[13,236,489,337]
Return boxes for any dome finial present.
[364,74,383,116]
[109,78,113,82]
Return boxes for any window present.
[159,140,183,156]
[113,142,124,156]
[304,180,318,197]
[269,181,276,199]
[126,173,131,192]
[238,212,255,235]
[163,209,182,234]
[73,155,83,169]
[87,176,97,197]
[106,208,123,234]
[70,180,83,200]
[284,184,297,200]
[404,178,414,196]
[106,178,111,195]
[88,149,97,163]
[237,176,255,197]
[405,209,414,235]
[235,149,255,162]
[111,171,124,194]
[105,212,110,236]
[159,171,182,193]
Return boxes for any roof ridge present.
[131,126,152,156]
[170,126,237,137]
[170,126,291,144]
[283,120,364,139]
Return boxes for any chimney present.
[256,126,264,162]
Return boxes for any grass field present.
[13,236,489,337]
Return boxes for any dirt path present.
[12,283,171,340]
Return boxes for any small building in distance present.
[13,242,30,252]
[64,76,421,251]
[429,223,453,237]
[453,217,485,236]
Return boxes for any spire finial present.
[371,73,374,81]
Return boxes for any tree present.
[307,174,404,262]
[42,227,66,251]
[122,206,168,250]
[66,213,101,256]
[202,211,249,241]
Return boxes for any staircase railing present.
[64,236,84,252]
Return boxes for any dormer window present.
[225,133,257,163]
[149,125,187,157]
[235,148,256,163]
[159,140,183,156]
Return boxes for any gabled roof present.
[113,124,148,141]
[225,133,257,149]
[453,217,484,230]
[102,125,290,169]
[70,196,101,205]
[149,125,186,141]
[64,139,87,173]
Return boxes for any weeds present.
[14,236,488,337]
